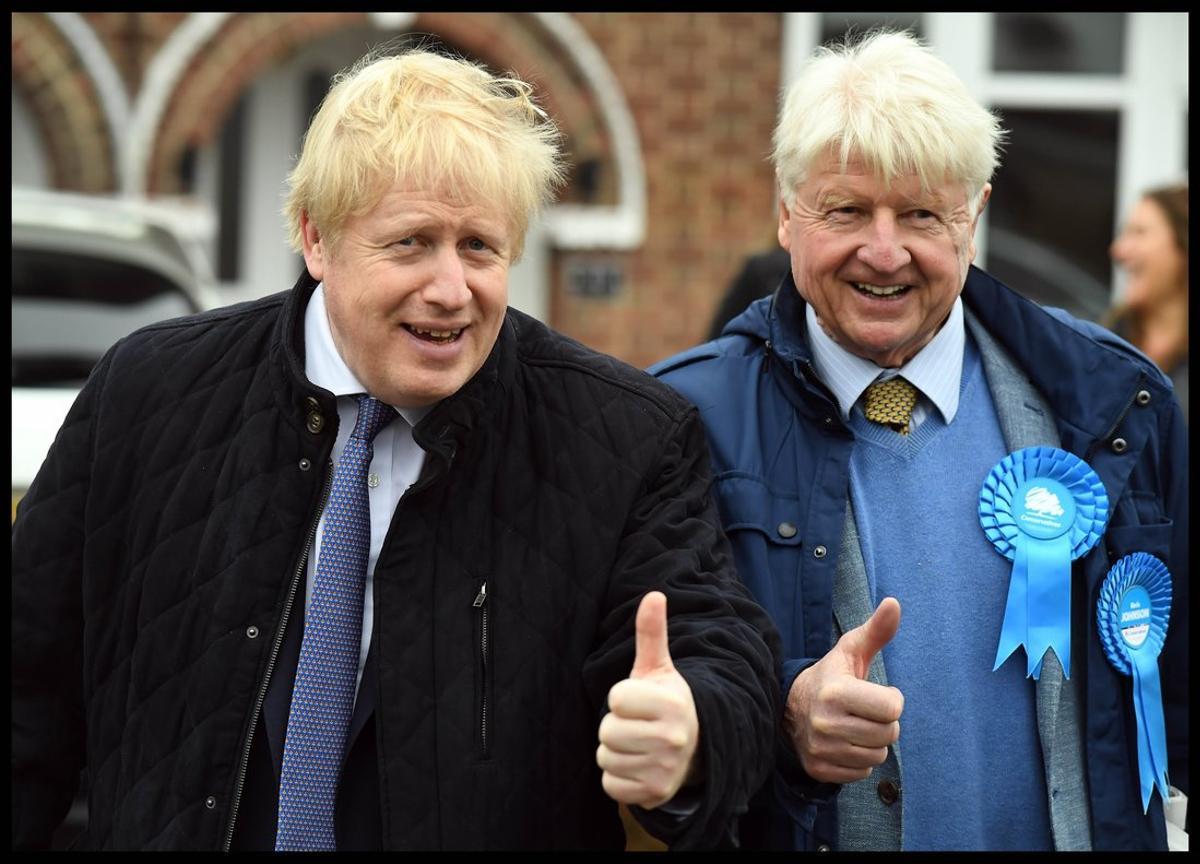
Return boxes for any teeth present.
[854,283,909,297]
[409,326,462,340]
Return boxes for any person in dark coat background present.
[12,47,780,851]
[706,247,791,341]
[653,30,1187,852]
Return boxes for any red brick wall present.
[559,12,783,367]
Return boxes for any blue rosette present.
[1097,552,1172,814]
[979,446,1108,679]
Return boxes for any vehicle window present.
[11,249,198,387]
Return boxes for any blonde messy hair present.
[772,30,1005,211]
[284,48,565,261]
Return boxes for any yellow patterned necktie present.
[864,376,919,436]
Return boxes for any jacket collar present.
[958,265,1146,453]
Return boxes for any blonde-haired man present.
[653,30,1187,851]
[12,48,779,850]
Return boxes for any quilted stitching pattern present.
[12,285,779,850]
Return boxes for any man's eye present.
[393,236,416,247]
[465,237,489,252]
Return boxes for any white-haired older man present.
[653,30,1187,852]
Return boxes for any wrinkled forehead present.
[803,150,970,207]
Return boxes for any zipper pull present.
[472,581,488,608]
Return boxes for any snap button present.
[1135,389,1151,406]
[298,458,311,471]
[205,796,217,809]
[1111,437,1128,454]
[246,626,259,639]
[813,545,827,559]
[877,779,900,805]
[777,521,797,539]
[303,398,324,434]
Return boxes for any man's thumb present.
[631,591,674,678]
[844,597,901,677]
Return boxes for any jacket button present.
[205,796,217,809]
[813,545,827,559]
[1135,389,1151,406]
[304,398,324,434]
[1111,437,1128,454]
[246,626,259,639]
[298,458,312,471]
[777,521,798,539]
[877,779,900,805]
[817,844,831,852]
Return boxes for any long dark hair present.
[1143,183,1189,259]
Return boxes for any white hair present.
[772,30,1006,211]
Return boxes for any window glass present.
[12,250,198,386]
[985,108,1118,322]
[820,13,923,46]
[993,12,1125,74]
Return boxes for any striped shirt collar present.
[805,296,965,425]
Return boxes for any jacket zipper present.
[221,460,333,851]
[472,580,490,759]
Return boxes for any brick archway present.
[12,12,116,192]
[145,12,622,213]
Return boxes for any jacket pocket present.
[713,473,806,651]
[472,578,492,761]
[714,473,805,548]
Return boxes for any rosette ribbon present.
[1098,552,1172,814]
[979,447,1108,679]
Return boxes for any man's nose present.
[856,214,912,274]
[423,245,472,308]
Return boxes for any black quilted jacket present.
[12,274,781,850]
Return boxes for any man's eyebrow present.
[814,191,859,208]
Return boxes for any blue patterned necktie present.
[275,394,397,851]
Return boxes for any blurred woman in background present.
[1107,182,1188,421]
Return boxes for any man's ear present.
[968,183,992,264]
[300,211,326,280]
[777,196,793,251]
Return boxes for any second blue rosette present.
[978,446,1108,679]
[1097,552,1173,813]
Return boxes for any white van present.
[11,188,218,518]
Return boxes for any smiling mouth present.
[852,282,912,298]
[403,324,464,344]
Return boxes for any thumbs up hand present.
[785,597,904,784]
[597,591,700,809]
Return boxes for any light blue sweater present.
[847,336,1054,851]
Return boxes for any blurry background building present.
[12,12,1190,369]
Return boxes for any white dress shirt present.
[303,283,430,695]
[805,296,966,432]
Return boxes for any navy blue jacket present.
[651,266,1188,851]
